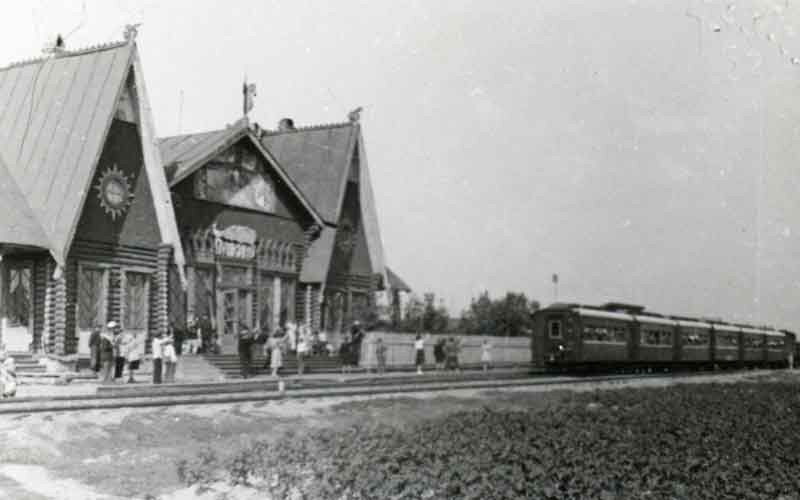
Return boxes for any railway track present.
[0,369,766,415]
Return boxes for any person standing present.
[414,333,426,375]
[88,328,101,374]
[434,338,446,372]
[481,339,493,372]
[125,331,142,383]
[444,337,456,372]
[296,327,310,375]
[237,323,253,379]
[375,338,387,374]
[151,331,164,384]
[113,324,125,381]
[163,330,177,383]
[350,321,365,369]
[269,333,284,377]
[99,322,116,383]
[339,334,351,375]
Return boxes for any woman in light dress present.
[269,332,285,377]
[481,339,493,372]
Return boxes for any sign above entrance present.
[212,224,257,260]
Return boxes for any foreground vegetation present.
[178,381,800,500]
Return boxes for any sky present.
[1,0,800,328]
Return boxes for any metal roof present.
[0,41,133,264]
[299,226,336,283]
[676,319,713,329]
[576,308,635,322]
[635,316,678,327]
[0,154,48,248]
[159,123,247,184]
[260,122,355,224]
[158,119,323,227]
[261,121,387,285]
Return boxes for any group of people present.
[339,322,365,374]
[405,336,493,374]
[237,321,340,378]
[88,321,181,384]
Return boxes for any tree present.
[460,291,540,336]
[394,292,450,333]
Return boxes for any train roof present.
[538,302,790,334]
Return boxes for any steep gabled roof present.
[0,40,134,264]
[261,121,387,285]
[0,38,187,280]
[260,122,356,225]
[0,154,48,249]
[158,119,324,226]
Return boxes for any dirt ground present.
[0,370,793,500]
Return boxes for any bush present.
[177,382,800,499]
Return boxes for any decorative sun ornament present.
[95,164,133,220]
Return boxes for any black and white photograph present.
[0,1,799,499]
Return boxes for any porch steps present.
[176,354,227,382]
[6,352,46,374]
[202,353,342,379]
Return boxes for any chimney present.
[278,118,295,132]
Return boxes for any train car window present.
[743,335,764,348]
[548,320,562,339]
[583,322,627,343]
[642,326,672,346]
[767,337,785,349]
[681,328,709,346]
[717,333,739,347]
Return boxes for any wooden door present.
[3,261,33,352]
[123,271,150,359]
[77,265,109,356]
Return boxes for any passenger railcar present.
[531,302,795,371]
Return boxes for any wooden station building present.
[160,114,405,351]
[0,31,410,360]
[0,30,185,359]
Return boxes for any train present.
[531,302,797,371]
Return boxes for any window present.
[717,333,739,347]
[583,323,627,343]
[767,337,785,349]
[123,272,149,331]
[642,326,673,346]
[548,320,562,339]
[681,328,709,346]
[743,334,764,348]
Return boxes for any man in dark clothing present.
[349,321,365,366]
[238,323,254,378]
[88,328,101,373]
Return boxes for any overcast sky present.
[2,0,800,328]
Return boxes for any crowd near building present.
[0,29,411,362]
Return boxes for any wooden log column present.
[155,245,172,338]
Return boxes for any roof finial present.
[42,34,66,55]
[348,106,363,123]
[124,24,141,43]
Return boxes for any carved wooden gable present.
[193,142,276,213]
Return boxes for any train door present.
[544,314,567,363]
